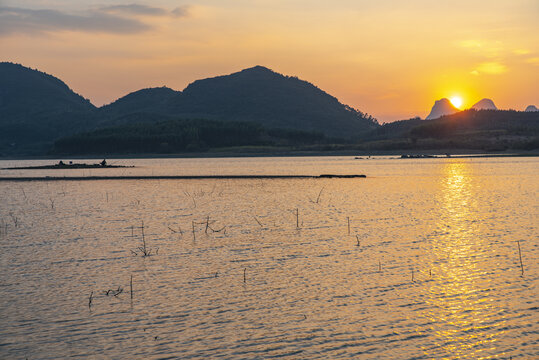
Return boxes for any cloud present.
[513,49,531,55]
[0,4,190,36]
[457,39,503,58]
[171,7,190,17]
[474,62,507,75]
[100,4,190,18]
[100,4,169,16]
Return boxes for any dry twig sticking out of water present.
[131,221,157,256]
[254,216,263,228]
[88,291,93,309]
[517,240,524,276]
[105,286,124,297]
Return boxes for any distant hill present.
[525,105,538,112]
[101,66,379,138]
[471,98,497,110]
[361,109,539,151]
[425,98,460,120]
[99,87,178,118]
[0,62,96,154]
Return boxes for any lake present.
[0,156,537,359]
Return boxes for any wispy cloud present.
[0,4,190,36]
[475,62,507,75]
[513,49,531,55]
[457,39,504,58]
[100,4,189,18]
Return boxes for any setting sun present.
[450,96,463,109]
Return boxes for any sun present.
[449,96,463,109]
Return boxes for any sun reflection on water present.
[420,160,506,359]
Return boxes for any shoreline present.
[1,149,538,161]
[0,174,367,182]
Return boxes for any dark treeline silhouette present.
[52,119,330,155]
[359,110,539,151]
[409,109,538,138]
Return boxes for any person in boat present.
[100,159,107,167]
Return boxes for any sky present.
[1,0,538,122]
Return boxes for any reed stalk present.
[141,221,147,255]
[517,240,524,276]
[254,216,263,227]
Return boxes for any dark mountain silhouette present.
[0,62,96,154]
[101,66,379,137]
[1,63,379,155]
[0,62,94,116]
[471,98,497,110]
[100,87,178,118]
[525,105,538,112]
[425,98,460,120]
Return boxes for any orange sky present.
[1,0,538,122]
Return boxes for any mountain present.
[425,98,460,120]
[0,62,96,154]
[472,98,497,110]
[525,105,538,112]
[0,62,94,116]
[102,66,379,138]
[359,109,539,151]
[0,63,379,155]
[99,87,178,118]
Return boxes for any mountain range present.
[1,61,537,155]
[0,62,378,154]
[425,97,537,120]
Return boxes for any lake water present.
[0,156,537,359]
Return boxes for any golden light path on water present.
[419,161,506,359]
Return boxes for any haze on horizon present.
[1,0,538,122]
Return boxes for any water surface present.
[0,156,537,359]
